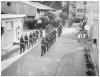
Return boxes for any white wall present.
[86,1,99,75]
[86,1,99,40]
[13,18,24,42]
[1,17,24,49]
[1,20,14,48]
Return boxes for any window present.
[5,21,13,30]
[93,39,97,45]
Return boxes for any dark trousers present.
[25,41,28,49]
[29,40,33,48]
[20,44,25,54]
[41,46,46,56]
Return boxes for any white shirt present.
[85,24,90,30]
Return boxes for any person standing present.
[36,30,39,43]
[24,34,29,50]
[40,28,43,39]
[41,38,46,56]
[29,33,33,48]
[20,36,25,54]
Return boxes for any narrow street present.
[2,27,87,76]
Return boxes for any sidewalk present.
[1,40,39,72]
[1,44,19,61]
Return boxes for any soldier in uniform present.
[29,32,33,48]
[51,32,54,45]
[41,38,46,56]
[54,29,57,42]
[58,27,60,37]
[40,28,43,38]
[36,30,39,43]
[24,34,29,50]
[20,36,25,54]
[47,34,51,50]
[33,31,36,44]
[45,36,49,51]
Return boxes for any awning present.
[21,1,56,11]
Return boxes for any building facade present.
[86,1,99,75]
[69,1,76,19]
[1,14,26,49]
[75,1,86,19]
[1,1,55,21]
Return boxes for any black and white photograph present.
[1,0,99,76]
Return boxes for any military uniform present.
[29,33,33,48]
[20,36,25,54]
[36,31,39,43]
[54,30,57,42]
[40,29,43,38]
[33,32,36,44]
[24,34,29,50]
[45,36,49,51]
[41,38,46,56]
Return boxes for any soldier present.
[36,30,39,43]
[29,32,33,48]
[50,33,53,46]
[40,28,43,38]
[58,27,60,37]
[51,32,54,45]
[33,31,36,44]
[45,36,49,51]
[54,29,57,42]
[24,34,29,50]
[47,34,51,50]
[41,38,46,56]
[20,36,25,54]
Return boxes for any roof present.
[1,14,26,19]
[21,1,56,10]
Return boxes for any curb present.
[1,40,40,72]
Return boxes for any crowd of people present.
[20,29,42,54]
[41,24,63,56]
[77,18,88,44]
[77,29,88,44]
[77,18,97,76]
[19,24,63,56]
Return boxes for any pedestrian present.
[33,31,36,44]
[20,36,25,54]
[29,32,33,48]
[24,34,29,50]
[36,30,39,43]
[40,28,43,38]
[41,38,46,56]
[78,30,82,42]
[82,30,86,43]
[45,36,49,51]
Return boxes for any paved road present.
[2,27,87,76]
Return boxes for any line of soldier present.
[41,29,57,56]
[20,30,42,54]
[57,25,63,37]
